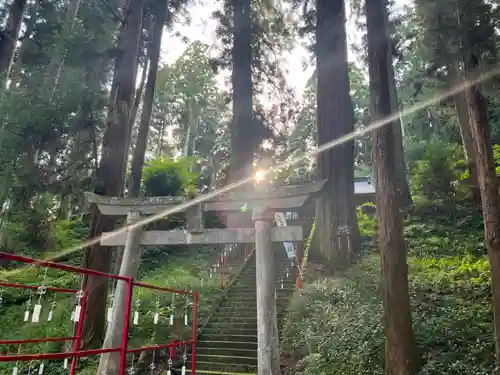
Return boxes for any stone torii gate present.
[85,180,326,375]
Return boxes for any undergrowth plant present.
[282,203,493,375]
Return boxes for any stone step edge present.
[197,346,256,352]
[185,370,255,375]
[189,361,257,369]
[197,340,257,345]
[197,354,257,360]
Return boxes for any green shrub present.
[54,218,88,251]
[411,142,469,204]
[492,144,500,174]
[142,156,198,197]
[357,202,376,239]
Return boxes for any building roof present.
[354,177,375,195]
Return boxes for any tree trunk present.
[464,66,500,373]
[387,48,411,206]
[365,1,420,373]
[448,61,479,191]
[107,0,131,118]
[129,3,167,197]
[81,0,144,349]
[0,0,26,89]
[229,0,254,183]
[44,0,82,97]
[99,7,167,371]
[314,0,358,270]
[183,103,193,157]
[127,58,149,151]
[156,118,166,157]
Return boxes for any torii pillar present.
[253,205,280,375]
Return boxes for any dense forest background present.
[2,0,500,374]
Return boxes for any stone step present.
[186,370,256,375]
[216,303,288,313]
[210,312,258,319]
[211,312,286,321]
[192,361,257,374]
[194,248,295,374]
[197,340,257,350]
[205,322,257,331]
[217,305,257,313]
[199,333,257,343]
[224,293,292,301]
[228,285,295,298]
[236,276,296,282]
[197,354,257,366]
[196,346,256,358]
[239,263,293,272]
[201,327,257,336]
[218,300,258,308]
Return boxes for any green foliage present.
[53,218,88,250]
[142,157,198,197]
[356,202,376,239]
[492,144,500,174]
[282,261,385,375]
[153,42,229,161]
[282,207,493,375]
[410,142,469,203]
[0,216,87,259]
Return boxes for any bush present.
[142,156,198,197]
[357,202,376,239]
[411,142,469,204]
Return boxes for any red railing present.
[217,244,251,289]
[0,252,198,375]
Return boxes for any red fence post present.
[70,290,87,375]
[119,278,134,375]
[191,290,198,375]
[170,338,176,361]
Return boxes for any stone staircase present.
[188,245,296,374]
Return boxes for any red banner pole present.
[70,290,87,375]
[220,251,225,289]
[169,338,176,361]
[119,278,134,375]
[191,290,198,375]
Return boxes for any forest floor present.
[281,202,493,375]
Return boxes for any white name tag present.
[32,304,42,323]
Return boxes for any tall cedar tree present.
[129,2,168,197]
[229,0,254,182]
[460,1,500,369]
[81,0,144,348]
[365,0,420,373]
[315,0,358,269]
[0,0,26,85]
[97,2,169,372]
